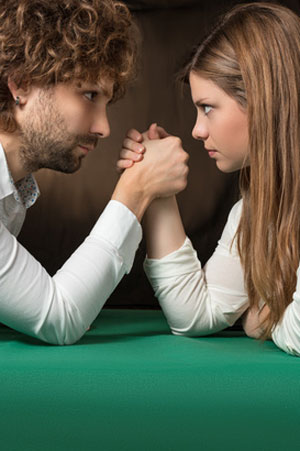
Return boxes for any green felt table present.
[0,309,299,451]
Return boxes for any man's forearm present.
[112,167,186,258]
[0,201,142,345]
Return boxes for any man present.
[0,0,188,344]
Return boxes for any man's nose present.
[90,111,110,138]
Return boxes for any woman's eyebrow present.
[194,98,210,107]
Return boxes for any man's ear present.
[7,77,32,106]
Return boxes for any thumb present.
[156,125,170,138]
[148,123,160,140]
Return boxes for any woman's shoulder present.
[217,199,243,253]
[227,198,243,228]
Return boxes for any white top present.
[0,144,142,344]
[144,200,300,357]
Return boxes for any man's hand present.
[112,125,189,221]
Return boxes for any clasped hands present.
[116,123,169,172]
[116,123,189,200]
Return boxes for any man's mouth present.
[78,144,95,153]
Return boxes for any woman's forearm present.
[143,196,186,259]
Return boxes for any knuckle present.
[127,128,136,137]
[176,180,186,193]
[165,136,181,146]
[173,136,182,146]
[115,163,122,173]
[179,153,189,166]
[163,136,172,144]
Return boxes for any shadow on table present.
[0,309,246,347]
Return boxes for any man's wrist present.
[112,172,153,222]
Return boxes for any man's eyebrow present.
[100,85,113,100]
[77,82,113,100]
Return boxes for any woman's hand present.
[114,123,188,256]
[242,304,271,339]
[112,130,189,221]
[116,123,169,173]
[116,128,145,172]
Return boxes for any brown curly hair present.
[0,0,138,131]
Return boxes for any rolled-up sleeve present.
[144,200,249,336]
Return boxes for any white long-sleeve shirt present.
[0,144,142,344]
[144,200,300,357]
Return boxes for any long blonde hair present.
[183,2,300,338]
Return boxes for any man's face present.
[18,80,112,174]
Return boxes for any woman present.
[117,2,300,356]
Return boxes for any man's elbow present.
[36,318,88,346]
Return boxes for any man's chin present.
[43,157,83,174]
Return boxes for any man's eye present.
[84,92,98,101]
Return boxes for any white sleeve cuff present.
[144,237,201,281]
[90,200,142,273]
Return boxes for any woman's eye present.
[84,91,98,101]
[203,105,212,115]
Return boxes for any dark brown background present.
[18,0,300,308]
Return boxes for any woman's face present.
[189,71,249,173]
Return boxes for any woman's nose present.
[192,120,209,141]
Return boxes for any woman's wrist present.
[144,196,177,219]
[144,196,186,259]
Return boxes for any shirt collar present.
[0,142,40,208]
[0,142,14,200]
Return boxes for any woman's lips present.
[207,150,217,157]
